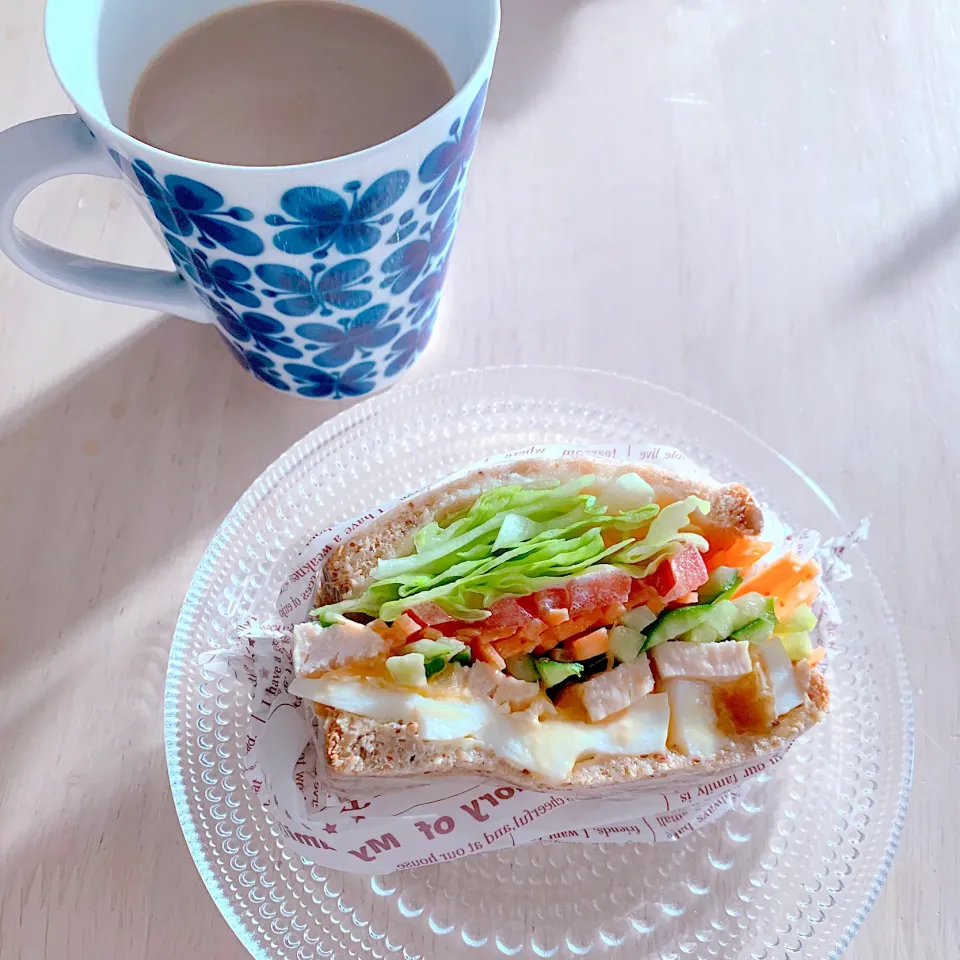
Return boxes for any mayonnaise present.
[289,676,670,782]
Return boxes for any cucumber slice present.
[731,593,775,630]
[685,621,721,644]
[401,637,468,679]
[775,603,817,635]
[780,631,813,661]
[386,652,427,687]
[677,596,739,644]
[401,638,465,658]
[505,653,539,682]
[699,567,741,603]
[451,648,472,666]
[536,659,584,688]
[643,604,714,649]
[424,655,449,679]
[621,605,657,632]
[730,617,775,643]
[609,624,645,662]
[704,599,739,638]
[645,581,757,650]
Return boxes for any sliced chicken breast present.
[293,620,387,677]
[651,639,752,681]
[567,656,655,723]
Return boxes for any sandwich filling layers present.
[290,471,827,783]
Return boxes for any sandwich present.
[289,457,829,789]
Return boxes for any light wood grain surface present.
[1,0,956,957]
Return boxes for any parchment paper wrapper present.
[201,445,866,874]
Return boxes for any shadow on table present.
[849,186,960,300]
[486,0,592,122]
[0,314,353,691]
[0,315,362,955]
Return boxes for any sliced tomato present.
[530,586,569,619]
[517,594,540,617]
[407,601,462,636]
[645,543,709,602]
[565,569,632,617]
[666,591,699,609]
[626,580,659,609]
[476,595,542,642]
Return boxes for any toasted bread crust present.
[316,456,763,605]
[318,671,829,792]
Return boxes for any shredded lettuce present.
[609,496,710,567]
[311,479,712,625]
[492,513,538,550]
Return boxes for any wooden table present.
[1,0,956,956]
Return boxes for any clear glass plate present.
[165,366,912,960]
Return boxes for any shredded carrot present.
[533,630,562,654]
[808,647,827,667]
[475,641,506,671]
[732,555,821,600]
[667,591,698,608]
[701,543,727,568]
[645,596,666,616]
[394,613,422,638]
[421,626,445,640]
[374,620,413,648]
[603,602,628,622]
[543,607,570,627]
[552,612,604,642]
[521,619,548,642]
[566,627,610,660]
[775,580,821,621]
[708,538,774,572]
[494,632,541,659]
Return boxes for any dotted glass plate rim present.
[165,366,913,959]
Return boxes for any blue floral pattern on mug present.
[418,81,488,215]
[207,299,304,359]
[266,172,409,257]
[385,304,439,377]
[256,259,373,317]
[407,255,452,325]
[221,338,291,392]
[283,359,379,399]
[295,304,403,367]
[165,235,261,308]
[131,161,264,256]
[380,191,460,295]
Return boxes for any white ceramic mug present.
[0,0,500,398]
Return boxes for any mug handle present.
[0,113,209,322]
